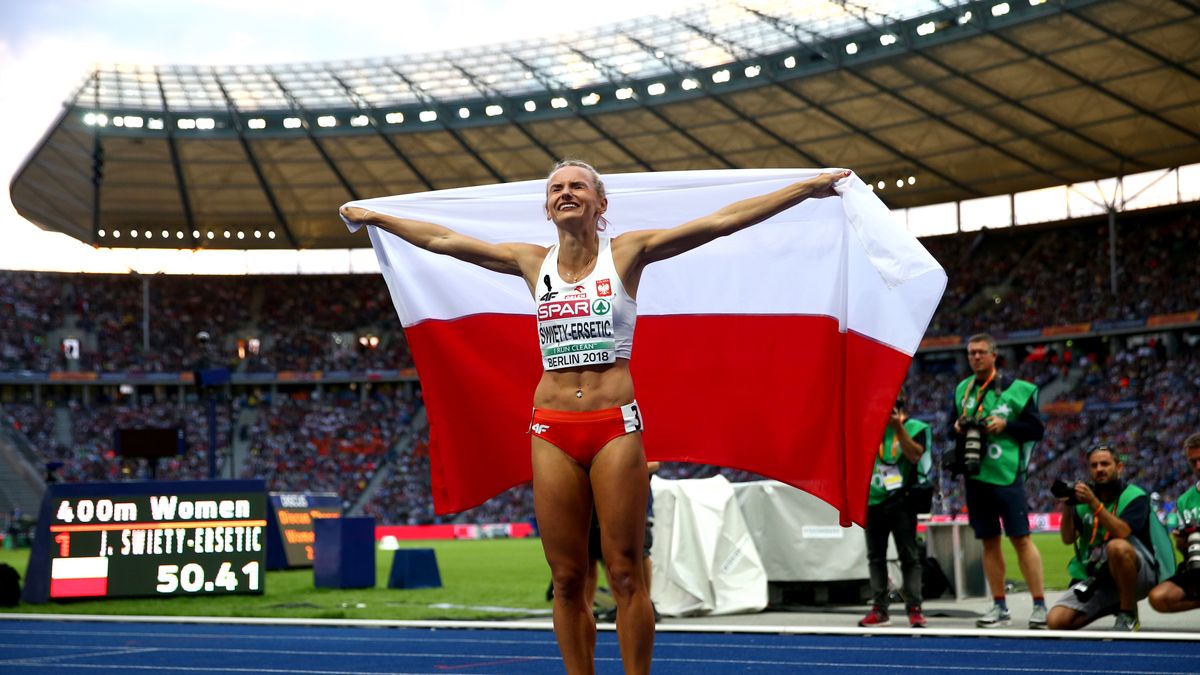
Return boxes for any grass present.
[0,533,1080,620]
[0,539,554,620]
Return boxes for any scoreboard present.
[23,480,267,603]
[265,492,341,569]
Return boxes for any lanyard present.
[1088,503,1113,547]
[878,433,900,462]
[961,369,996,419]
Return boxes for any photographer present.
[950,334,1046,628]
[1148,433,1200,614]
[858,393,931,628]
[1047,446,1156,631]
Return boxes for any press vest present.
[1175,484,1200,527]
[1067,482,1176,583]
[954,374,1039,486]
[535,236,636,371]
[868,417,931,506]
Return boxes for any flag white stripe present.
[51,557,109,579]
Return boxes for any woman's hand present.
[806,170,851,199]
[340,205,374,224]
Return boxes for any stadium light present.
[992,2,1010,16]
[192,230,200,238]
[143,231,151,239]
[458,107,471,119]
[616,87,634,100]
[845,43,859,55]
[97,229,105,237]
[681,78,699,91]
[254,230,261,238]
[385,112,404,124]
[581,92,600,106]
[419,110,437,122]
[84,112,97,126]
[95,113,108,126]
[877,181,885,190]
[113,116,124,127]
[131,230,139,238]
[237,231,245,240]
[223,230,230,238]
[112,230,120,238]
[178,118,196,130]
[880,34,897,46]
[317,115,337,127]
[744,65,761,78]
[647,83,666,96]
[283,117,302,129]
[654,50,665,59]
[896,179,904,188]
[960,10,973,23]
[176,231,184,239]
[207,231,215,239]
[1029,0,1046,4]
[123,116,144,128]
[783,56,796,69]
[148,118,164,130]
[550,97,568,109]
[485,104,503,116]
[350,115,369,127]
[161,230,168,238]
[247,118,266,130]
[524,100,536,112]
[917,21,936,36]
[908,176,916,185]
[196,118,215,130]
[268,231,276,239]
[712,69,730,83]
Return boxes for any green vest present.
[1176,484,1200,528]
[868,418,930,506]
[954,374,1038,486]
[1067,483,1176,582]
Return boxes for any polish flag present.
[345,169,945,526]
[50,556,109,598]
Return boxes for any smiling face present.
[545,165,607,229]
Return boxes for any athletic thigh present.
[532,436,595,577]
[589,432,649,567]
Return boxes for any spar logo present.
[591,299,611,315]
[596,279,612,297]
[538,299,591,320]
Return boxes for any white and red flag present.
[344,169,945,526]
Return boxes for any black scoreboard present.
[265,492,341,569]
[23,480,267,603]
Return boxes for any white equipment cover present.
[649,475,768,616]
[733,480,869,582]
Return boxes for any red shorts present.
[530,401,644,467]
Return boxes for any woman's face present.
[545,165,606,228]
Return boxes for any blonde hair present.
[547,159,609,230]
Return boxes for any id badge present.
[880,464,903,491]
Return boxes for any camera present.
[1181,514,1200,576]
[1051,479,1080,505]
[950,416,987,477]
[1073,544,1110,603]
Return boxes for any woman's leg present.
[532,436,596,675]
[591,433,654,675]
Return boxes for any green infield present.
[0,532,1080,620]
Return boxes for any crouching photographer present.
[1047,446,1160,631]
[1148,432,1200,614]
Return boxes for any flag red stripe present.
[50,576,108,598]
[405,313,911,525]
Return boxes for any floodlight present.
[896,179,904,188]
[317,115,337,127]
[908,176,916,185]
[283,117,302,129]
[783,56,796,69]
[712,69,730,83]
[419,110,437,122]
[877,181,885,189]
[98,229,106,237]
[845,43,859,55]
[247,118,266,129]
[131,230,139,238]
[654,50,665,59]
[113,117,124,127]
[524,100,536,112]
[192,230,200,238]
[84,113,97,126]
[176,231,184,239]
[681,78,699,91]
[485,105,503,116]
[148,118,164,130]
[95,113,108,126]
[385,112,404,124]
[581,93,600,106]
[254,231,261,238]
[207,231,214,239]
[143,231,151,239]
[123,116,144,128]
[237,231,245,240]
[917,21,936,36]
[551,97,568,109]
[161,230,169,238]
[113,230,120,238]
[646,83,666,96]
[744,65,761,78]
[458,107,471,119]
[268,231,276,239]
[880,34,897,46]
[196,118,215,130]
[616,88,634,100]
[992,3,1010,16]
[350,115,369,127]
[960,10,973,23]
[223,230,230,238]
[177,118,196,130]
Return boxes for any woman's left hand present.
[808,170,852,199]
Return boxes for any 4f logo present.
[539,290,558,302]
[596,279,612,297]
[531,423,550,434]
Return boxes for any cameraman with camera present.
[858,393,932,628]
[950,334,1047,628]
[1148,432,1200,615]
[1047,446,1156,631]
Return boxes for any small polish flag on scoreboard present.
[345,169,945,526]
[50,557,110,598]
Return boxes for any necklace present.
[560,253,595,283]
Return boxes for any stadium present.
[1,0,1199,672]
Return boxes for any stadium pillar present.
[1107,207,1119,296]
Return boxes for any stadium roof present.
[10,0,1199,250]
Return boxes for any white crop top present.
[535,236,636,371]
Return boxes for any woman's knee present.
[550,564,591,599]
[602,555,644,600]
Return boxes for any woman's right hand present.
[340,205,374,223]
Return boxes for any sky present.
[0,0,694,273]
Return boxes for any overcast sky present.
[0,0,693,273]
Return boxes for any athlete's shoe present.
[907,606,927,628]
[858,606,891,627]
[1028,604,1048,629]
[976,604,1012,628]
[1112,612,1140,632]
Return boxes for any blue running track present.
[0,620,1198,674]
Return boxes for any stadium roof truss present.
[9,0,1199,249]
